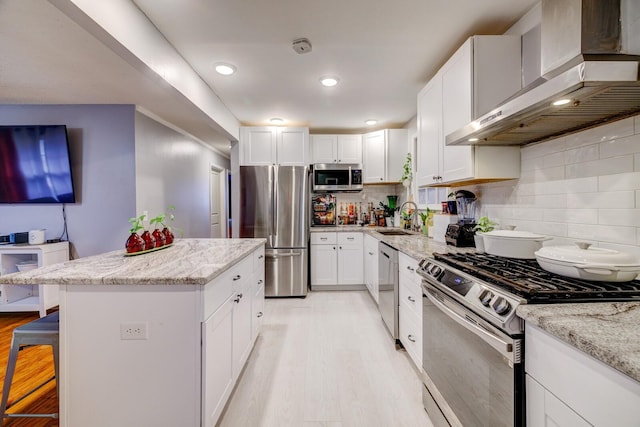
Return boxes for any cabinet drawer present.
[311,232,337,245]
[399,306,422,371]
[338,232,362,245]
[253,246,265,271]
[204,255,251,319]
[399,279,422,321]
[399,253,419,276]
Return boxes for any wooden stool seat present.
[0,311,59,420]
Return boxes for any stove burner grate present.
[432,252,640,302]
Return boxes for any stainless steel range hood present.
[447,0,640,146]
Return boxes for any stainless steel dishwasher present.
[378,242,399,341]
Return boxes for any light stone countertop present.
[0,238,266,286]
[310,225,465,260]
[517,303,640,383]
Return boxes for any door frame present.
[210,164,229,238]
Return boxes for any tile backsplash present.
[468,114,640,258]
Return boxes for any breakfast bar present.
[0,238,266,427]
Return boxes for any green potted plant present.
[400,153,413,188]
[418,208,433,236]
[472,216,498,253]
[378,202,397,227]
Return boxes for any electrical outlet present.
[120,322,148,340]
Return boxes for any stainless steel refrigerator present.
[239,165,309,297]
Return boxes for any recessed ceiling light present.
[365,119,377,126]
[214,63,236,76]
[552,98,571,106]
[270,118,285,125]
[320,76,339,87]
[468,137,479,142]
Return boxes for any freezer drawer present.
[265,248,308,297]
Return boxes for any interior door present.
[210,167,221,238]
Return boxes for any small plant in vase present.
[400,153,413,188]
[418,208,433,236]
[472,216,498,253]
[139,214,156,251]
[125,215,146,253]
[149,214,167,248]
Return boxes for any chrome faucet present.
[399,201,420,231]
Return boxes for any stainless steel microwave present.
[312,163,363,192]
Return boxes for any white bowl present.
[535,243,640,282]
[482,230,552,259]
[16,261,38,272]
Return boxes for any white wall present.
[469,114,640,258]
[134,111,230,238]
[0,104,136,257]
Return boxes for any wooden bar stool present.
[0,311,59,420]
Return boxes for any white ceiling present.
[0,0,537,155]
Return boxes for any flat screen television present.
[0,125,76,204]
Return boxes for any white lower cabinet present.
[398,252,422,370]
[0,242,69,316]
[525,322,640,427]
[526,374,590,427]
[202,295,234,426]
[232,274,253,378]
[310,232,363,288]
[363,234,379,303]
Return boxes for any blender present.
[445,190,477,247]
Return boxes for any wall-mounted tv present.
[0,125,76,204]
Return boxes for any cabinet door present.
[310,244,338,286]
[232,281,253,378]
[252,275,265,340]
[363,130,386,183]
[311,134,338,163]
[441,38,474,184]
[526,375,590,427]
[277,127,309,165]
[337,135,362,164]
[202,296,234,427]
[337,244,363,285]
[242,127,276,165]
[416,76,442,186]
[363,235,379,303]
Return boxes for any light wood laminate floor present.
[219,290,433,427]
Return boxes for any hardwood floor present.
[219,291,433,427]
[0,312,58,427]
[0,292,432,427]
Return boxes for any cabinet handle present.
[257,312,263,318]
[347,237,354,241]
[234,296,241,303]
[333,246,336,250]
[258,255,264,259]
[258,279,263,285]
[406,266,414,272]
[368,251,374,255]
[320,237,328,241]
[408,296,415,303]
[379,177,383,181]
[238,293,243,299]
[408,334,416,343]
[233,275,242,281]
[339,246,342,250]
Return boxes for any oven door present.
[422,282,524,427]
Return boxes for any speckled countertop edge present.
[517,303,640,383]
[0,238,266,286]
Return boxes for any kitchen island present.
[0,238,266,427]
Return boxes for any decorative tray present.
[124,243,173,257]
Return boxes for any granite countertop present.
[517,303,640,383]
[0,238,266,286]
[310,225,468,260]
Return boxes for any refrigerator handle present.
[271,165,278,244]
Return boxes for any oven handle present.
[424,289,513,355]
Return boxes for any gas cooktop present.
[431,252,640,303]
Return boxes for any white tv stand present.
[0,242,69,317]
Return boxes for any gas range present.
[418,252,640,336]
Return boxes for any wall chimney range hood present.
[447,0,640,147]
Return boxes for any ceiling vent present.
[292,38,312,54]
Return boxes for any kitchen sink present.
[376,229,413,236]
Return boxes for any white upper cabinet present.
[417,36,522,187]
[311,134,362,164]
[363,129,407,184]
[240,126,309,166]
